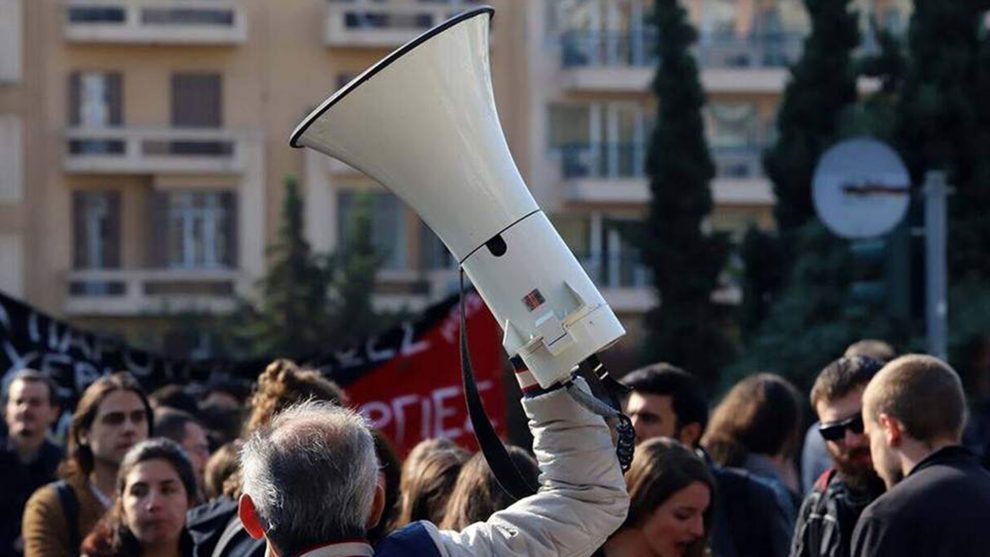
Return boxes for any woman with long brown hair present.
[440,446,539,530]
[81,438,199,557]
[603,438,714,557]
[702,373,802,522]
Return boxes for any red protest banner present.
[345,292,506,456]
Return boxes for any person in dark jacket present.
[623,364,792,557]
[851,354,990,557]
[1,370,63,557]
[790,357,886,557]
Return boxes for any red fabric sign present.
[344,293,506,456]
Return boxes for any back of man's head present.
[863,354,967,444]
[621,363,709,434]
[240,400,378,555]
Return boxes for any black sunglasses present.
[818,414,864,442]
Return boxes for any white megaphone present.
[291,7,625,389]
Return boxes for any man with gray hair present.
[238,374,628,557]
[851,354,990,556]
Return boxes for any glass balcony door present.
[552,102,646,179]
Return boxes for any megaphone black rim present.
[289,5,495,148]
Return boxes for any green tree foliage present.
[763,0,860,234]
[739,0,861,339]
[231,178,383,359]
[726,223,903,391]
[896,0,990,375]
[896,0,990,281]
[329,191,382,345]
[732,4,913,388]
[634,0,733,388]
[738,226,785,339]
[231,177,335,358]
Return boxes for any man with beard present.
[790,356,886,557]
[851,355,990,557]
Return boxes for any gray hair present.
[240,400,379,554]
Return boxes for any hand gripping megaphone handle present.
[459,272,635,504]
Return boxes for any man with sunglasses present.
[790,356,886,557]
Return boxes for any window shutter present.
[106,73,123,126]
[72,190,86,268]
[221,190,238,267]
[69,72,81,126]
[171,74,222,128]
[148,191,169,267]
[105,191,121,268]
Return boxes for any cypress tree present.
[763,0,860,233]
[635,0,733,388]
[233,177,335,357]
[329,191,382,345]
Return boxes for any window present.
[171,73,222,128]
[420,222,454,270]
[0,115,23,202]
[707,103,759,148]
[69,71,122,127]
[548,102,646,178]
[68,71,123,154]
[72,191,120,270]
[165,191,236,269]
[707,102,762,178]
[0,0,22,83]
[67,7,125,23]
[337,191,406,271]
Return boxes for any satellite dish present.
[812,138,911,239]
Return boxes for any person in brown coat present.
[22,372,152,557]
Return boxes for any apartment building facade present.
[0,0,910,355]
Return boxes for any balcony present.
[324,0,482,48]
[64,0,247,45]
[65,268,242,316]
[557,142,773,206]
[558,30,803,93]
[64,127,249,174]
[559,142,649,204]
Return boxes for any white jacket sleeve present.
[428,376,629,557]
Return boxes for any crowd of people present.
[2,339,990,557]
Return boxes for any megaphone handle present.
[459,269,539,501]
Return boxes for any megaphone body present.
[291,7,624,389]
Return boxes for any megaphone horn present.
[291,7,624,389]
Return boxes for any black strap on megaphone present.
[459,270,538,501]
[458,270,636,503]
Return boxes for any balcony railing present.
[561,29,658,68]
[558,142,766,180]
[324,0,483,48]
[65,268,241,315]
[696,32,803,69]
[560,30,803,70]
[64,0,247,44]
[711,145,764,179]
[64,127,249,174]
